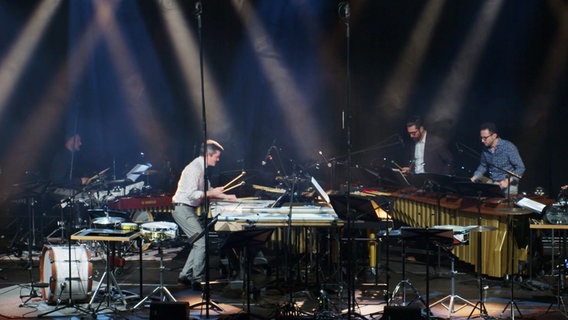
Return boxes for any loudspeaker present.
[150,301,189,320]
[382,306,421,319]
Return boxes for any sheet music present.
[516,197,546,214]
[126,163,152,182]
[311,176,330,204]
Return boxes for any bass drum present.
[131,210,154,224]
[40,245,93,304]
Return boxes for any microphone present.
[342,1,350,18]
[318,151,332,168]
[262,139,277,166]
[261,146,274,166]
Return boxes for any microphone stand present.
[338,1,358,317]
[19,192,40,306]
[194,1,214,317]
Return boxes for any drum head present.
[140,222,178,242]
[88,208,129,219]
[92,216,124,228]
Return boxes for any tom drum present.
[140,222,178,242]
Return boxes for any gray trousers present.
[172,205,205,281]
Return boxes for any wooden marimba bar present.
[392,192,529,278]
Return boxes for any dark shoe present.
[177,277,192,287]
[191,280,203,291]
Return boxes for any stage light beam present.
[0,0,63,119]
[231,0,323,157]
[159,0,232,140]
[427,0,504,130]
[376,0,446,122]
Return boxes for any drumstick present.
[223,181,245,192]
[390,160,403,171]
[87,168,110,184]
[223,171,246,189]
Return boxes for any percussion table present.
[71,229,142,311]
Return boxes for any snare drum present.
[140,222,178,242]
[121,222,139,231]
[40,245,93,304]
[92,216,124,229]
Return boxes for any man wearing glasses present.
[470,122,525,194]
[401,116,453,175]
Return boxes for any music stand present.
[452,182,503,320]
[219,228,274,315]
[330,194,391,222]
[406,173,469,195]
[406,174,469,276]
[376,166,411,188]
[399,227,454,318]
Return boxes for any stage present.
[0,240,563,320]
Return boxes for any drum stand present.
[389,238,427,308]
[545,264,568,317]
[89,241,128,313]
[500,215,523,320]
[430,250,475,318]
[132,242,176,310]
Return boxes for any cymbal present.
[467,225,498,232]
[252,184,286,194]
[495,207,533,215]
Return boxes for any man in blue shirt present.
[470,122,525,195]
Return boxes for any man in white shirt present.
[171,139,237,290]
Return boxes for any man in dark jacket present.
[401,116,453,175]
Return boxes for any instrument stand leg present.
[500,216,523,320]
[19,196,40,307]
[88,241,129,314]
[131,244,176,310]
[430,254,476,318]
[389,279,427,308]
[545,265,568,318]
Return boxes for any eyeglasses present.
[480,134,493,141]
[408,130,419,135]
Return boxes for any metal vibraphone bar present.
[392,193,528,278]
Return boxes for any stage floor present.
[0,241,564,320]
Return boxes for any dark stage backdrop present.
[0,0,566,198]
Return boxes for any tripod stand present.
[430,245,476,318]
[19,190,43,306]
[500,209,531,319]
[132,241,176,309]
[389,231,427,309]
[447,182,503,320]
[546,261,568,317]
